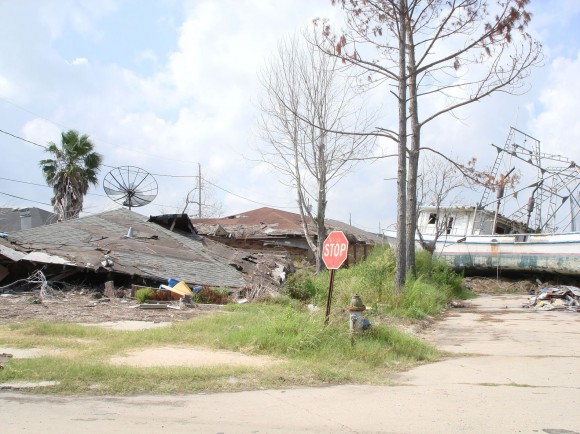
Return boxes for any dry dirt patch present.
[109,346,280,368]
[80,321,171,331]
[0,347,62,359]
[0,292,220,324]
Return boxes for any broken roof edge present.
[2,208,247,289]
[148,214,198,235]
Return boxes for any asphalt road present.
[2,294,579,433]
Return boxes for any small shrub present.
[195,287,231,304]
[284,267,320,301]
[430,259,464,293]
[401,277,450,318]
[415,250,434,276]
[416,250,464,295]
[135,288,154,304]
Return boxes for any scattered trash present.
[449,300,466,308]
[525,285,580,312]
[160,281,193,300]
[137,303,170,310]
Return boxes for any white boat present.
[417,206,580,275]
[384,128,580,276]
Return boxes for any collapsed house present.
[0,208,246,289]
[148,213,293,287]
[190,207,385,265]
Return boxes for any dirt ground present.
[0,276,542,325]
[0,289,220,324]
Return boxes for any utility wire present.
[202,178,297,209]
[0,128,47,148]
[0,127,298,210]
[0,96,203,165]
[0,191,51,206]
[0,176,109,198]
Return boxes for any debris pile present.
[525,285,580,312]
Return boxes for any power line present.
[0,96,201,165]
[0,128,297,210]
[202,178,297,209]
[0,128,47,148]
[0,191,51,206]
[0,176,48,188]
[0,176,108,198]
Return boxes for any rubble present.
[0,276,221,325]
[524,285,580,312]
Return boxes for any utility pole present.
[198,163,202,218]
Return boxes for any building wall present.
[205,235,374,266]
[205,236,309,262]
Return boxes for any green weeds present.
[0,245,468,395]
[284,245,471,318]
[0,302,439,395]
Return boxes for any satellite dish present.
[103,166,158,210]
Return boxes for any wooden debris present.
[104,281,116,298]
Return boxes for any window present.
[446,217,454,234]
[428,213,437,224]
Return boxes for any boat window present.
[446,217,454,234]
[428,213,437,224]
[515,235,529,242]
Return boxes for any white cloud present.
[531,51,580,162]
[0,75,16,99]
[2,1,579,231]
[71,57,89,66]
[22,119,61,149]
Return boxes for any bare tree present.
[314,0,542,287]
[257,33,375,272]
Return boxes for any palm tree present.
[40,130,103,221]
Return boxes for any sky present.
[1,0,579,234]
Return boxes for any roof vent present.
[125,227,134,238]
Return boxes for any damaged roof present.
[0,208,245,288]
[191,207,384,244]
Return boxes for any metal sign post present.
[321,231,349,324]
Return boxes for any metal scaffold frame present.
[477,127,579,233]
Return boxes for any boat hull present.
[432,233,580,276]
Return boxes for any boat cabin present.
[417,206,532,237]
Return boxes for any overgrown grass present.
[0,246,468,395]
[284,245,472,318]
[0,302,440,395]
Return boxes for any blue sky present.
[1,0,579,233]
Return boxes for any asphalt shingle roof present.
[2,208,245,288]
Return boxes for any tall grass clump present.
[285,245,467,318]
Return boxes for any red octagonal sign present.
[322,231,349,270]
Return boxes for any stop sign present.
[322,231,349,269]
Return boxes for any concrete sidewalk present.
[2,294,579,433]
